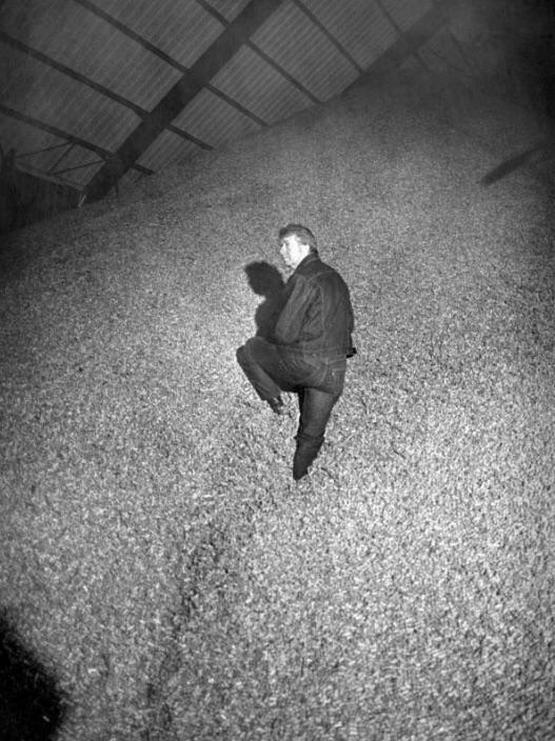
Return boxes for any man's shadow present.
[244,261,286,340]
[0,608,66,740]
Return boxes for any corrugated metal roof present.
[381,0,433,32]
[0,0,455,205]
[201,0,252,23]
[300,0,398,70]
[251,1,360,102]
[1,0,183,111]
[137,129,203,171]
[173,88,262,148]
[90,0,225,68]
[210,45,313,125]
[0,43,139,152]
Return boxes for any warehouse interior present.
[1,1,554,739]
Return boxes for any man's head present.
[278,224,317,270]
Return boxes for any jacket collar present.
[295,251,320,273]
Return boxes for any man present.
[236,224,355,481]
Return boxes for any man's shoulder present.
[308,260,346,286]
[297,254,334,278]
[295,255,350,293]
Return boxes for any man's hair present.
[278,223,318,253]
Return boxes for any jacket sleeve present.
[273,274,316,346]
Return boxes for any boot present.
[292,437,323,480]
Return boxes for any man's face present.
[279,234,307,270]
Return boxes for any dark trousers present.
[236,337,345,479]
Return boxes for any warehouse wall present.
[0,149,78,234]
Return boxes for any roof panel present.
[90,0,225,68]
[137,130,202,171]
[47,146,104,188]
[201,0,252,23]
[0,108,101,188]
[300,0,398,69]
[210,45,313,125]
[381,0,433,31]
[0,111,68,173]
[2,0,183,110]
[250,1,359,101]
[172,89,262,149]
[19,145,73,175]
[0,43,140,152]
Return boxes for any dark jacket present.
[273,252,355,358]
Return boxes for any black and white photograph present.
[1,1,553,738]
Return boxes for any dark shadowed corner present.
[244,261,286,339]
[0,608,66,741]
